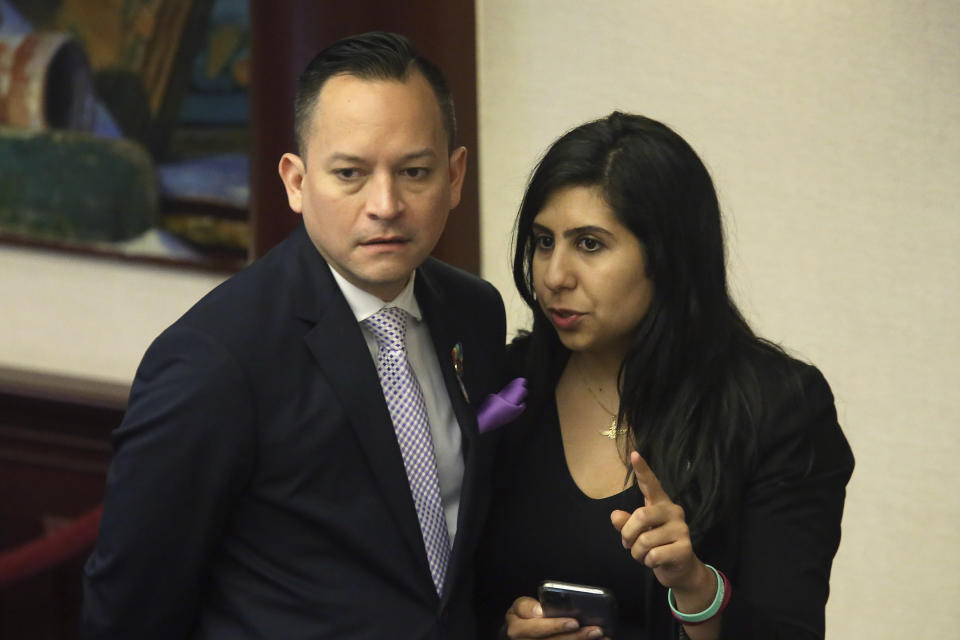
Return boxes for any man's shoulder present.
[167,226,318,339]
[417,258,506,349]
[183,246,287,317]
[418,257,500,302]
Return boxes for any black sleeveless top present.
[474,398,656,639]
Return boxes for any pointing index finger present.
[630,451,669,505]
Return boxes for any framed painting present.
[0,0,251,271]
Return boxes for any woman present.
[475,113,854,639]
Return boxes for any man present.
[82,32,505,639]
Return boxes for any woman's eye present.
[533,234,554,250]
[578,237,603,252]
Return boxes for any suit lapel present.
[415,265,485,600]
[293,231,429,582]
[415,267,480,452]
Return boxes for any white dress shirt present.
[328,267,463,541]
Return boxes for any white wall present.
[0,245,225,389]
[476,1,959,637]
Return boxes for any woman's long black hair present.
[513,112,785,538]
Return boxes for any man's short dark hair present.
[294,31,457,156]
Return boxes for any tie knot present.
[363,306,409,352]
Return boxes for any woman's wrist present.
[667,563,731,627]
[670,561,717,612]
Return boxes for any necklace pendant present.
[600,417,622,439]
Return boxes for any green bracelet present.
[667,564,725,624]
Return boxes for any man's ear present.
[278,153,307,214]
[447,146,468,210]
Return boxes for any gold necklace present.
[575,359,627,439]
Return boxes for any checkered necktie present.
[363,306,451,595]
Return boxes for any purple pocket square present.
[477,377,527,434]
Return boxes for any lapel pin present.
[451,342,469,403]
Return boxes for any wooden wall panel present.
[0,393,119,640]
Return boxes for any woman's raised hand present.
[609,452,708,591]
[610,452,721,637]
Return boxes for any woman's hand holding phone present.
[504,595,606,640]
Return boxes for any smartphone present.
[538,580,617,637]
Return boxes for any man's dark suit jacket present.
[82,223,506,639]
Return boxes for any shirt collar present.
[328,266,423,324]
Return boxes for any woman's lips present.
[548,308,584,330]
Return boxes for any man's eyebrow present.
[325,149,438,165]
[532,222,613,238]
[399,149,438,162]
[326,153,367,165]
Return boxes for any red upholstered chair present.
[0,504,103,588]
[0,504,103,640]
